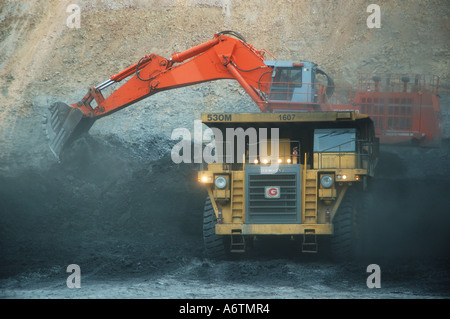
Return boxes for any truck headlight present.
[320,175,333,188]
[215,176,227,189]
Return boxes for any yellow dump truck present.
[198,111,378,260]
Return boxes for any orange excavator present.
[44,31,441,157]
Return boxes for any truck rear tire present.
[203,196,228,259]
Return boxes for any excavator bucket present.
[43,102,92,159]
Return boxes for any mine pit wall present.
[1,0,449,175]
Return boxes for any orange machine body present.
[68,32,441,147]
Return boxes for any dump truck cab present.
[198,111,378,259]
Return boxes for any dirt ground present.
[1,137,449,299]
[1,0,450,300]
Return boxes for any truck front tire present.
[203,196,228,259]
[331,189,362,262]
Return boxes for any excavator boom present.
[44,31,272,158]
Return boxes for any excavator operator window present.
[274,67,303,85]
[270,67,303,101]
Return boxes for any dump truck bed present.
[201,111,371,124]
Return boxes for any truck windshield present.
[314,128,356,152]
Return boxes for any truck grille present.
[245,165,301,224]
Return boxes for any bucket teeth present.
[43,102,84,159]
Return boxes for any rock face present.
[0,0,449,171]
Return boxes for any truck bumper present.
[215,223,333,235]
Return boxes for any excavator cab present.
[265,61,318,103]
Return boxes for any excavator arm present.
[44,31,274,158]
